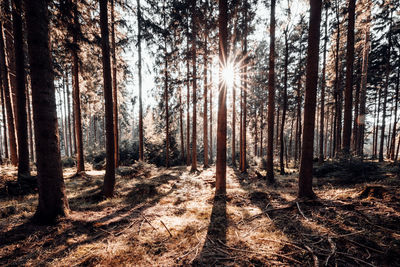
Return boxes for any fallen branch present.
[296,202,309,221]
[160,220,172,237]
[142,214,156,230]
[305,245,319,267]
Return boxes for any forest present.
[0,0,400,266]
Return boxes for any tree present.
[72,0,85,173]
[298,0,322,199]
[25,0,69,223]
[12,0,30,180]
[342,0,356,155]
[0,13,17,166]
[319,1,329,163]
[111,0,119,167]
[137,0,144,161]
[100,0,115,197]
[191,0,197,172]
[216,0,227,195]
[266,0,276,183]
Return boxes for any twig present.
[336,252,377,267]
[160,220,172,237]
[305,245,319,267]
[216,239,302,264]
[141,214,156,230]
[296,202,309,221]
[325,237,336,266]
[138,219,144,235]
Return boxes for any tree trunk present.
[186,13,191,167]
[163,5,169,168]
[280,29,289,174]
[179,78,184,162]
[298,0,322,199]
[0,19,17,165]
[0,74,8,159]
[203,36,208,168]
[241,4,248,174]
[379,12,392,162]
[100,0,115,197]
[66,72,73,157]
[137,0,144,161]
[209,64,213,163]
[216,0,227,195]
[191,0,197,172]
[25,0,69,223]
[319,5,328,163]
[341,0,355,155]
[389,67,399,160]
[266,0,276,182]
[72,1,84,173]
[232,58,236,166]
[111,0,119,168]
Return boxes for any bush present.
[62,157,76,167]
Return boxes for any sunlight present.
[221,62,235,88]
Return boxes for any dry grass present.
[1,161,400,266]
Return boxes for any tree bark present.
[186,13,191,166]
[111,0,119,167]
[203,35,208,168]
[100,0,115,197]
[72,1,84,173]
[280,29,288,174]
[379,11,392,162]
[216,0,227,195]
[319,4,328,163]
[298,0,322,199]
[137,0,144,161]
[25,0,69,223]
[341,0,356,155]
[0,19,17,165]
[0,73,7,159]
[266,0,276,182]
[191,0,197,172]
[389,67,399,160]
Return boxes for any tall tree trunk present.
[280,30,289,174]
[62,75,69,157]
[0,20,17,165]
[266,0,276,182]
[216,0,227,194]
[319,5,328,163]
[203,36,208,168]
[0,75,8,159]
[209,65,213,162]
[341,0,356,155]
[389,67,399,160]
[111,0,119,167]
[186,13,191,167]
[379,12,392,162]
[72,1,84,173]
[66,71,73,157]
[357,24,370,157]
[260,100,263,157]
[191,0,197,172]
[232,57,236,166]
[25,0,69,223]
[163,4,169,168]
[179,79,184,162]
[298,0,322,199]
[100,0,115,197]
[137,0,144,161]
[240,3,248,173]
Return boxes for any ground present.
[0,161,400,266]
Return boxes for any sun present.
[221,63,235,89]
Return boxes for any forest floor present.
[0,160,400,266]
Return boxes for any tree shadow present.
[0,171,181,266]
[192,192,227,266]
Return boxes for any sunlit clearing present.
[221,63,235,88]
